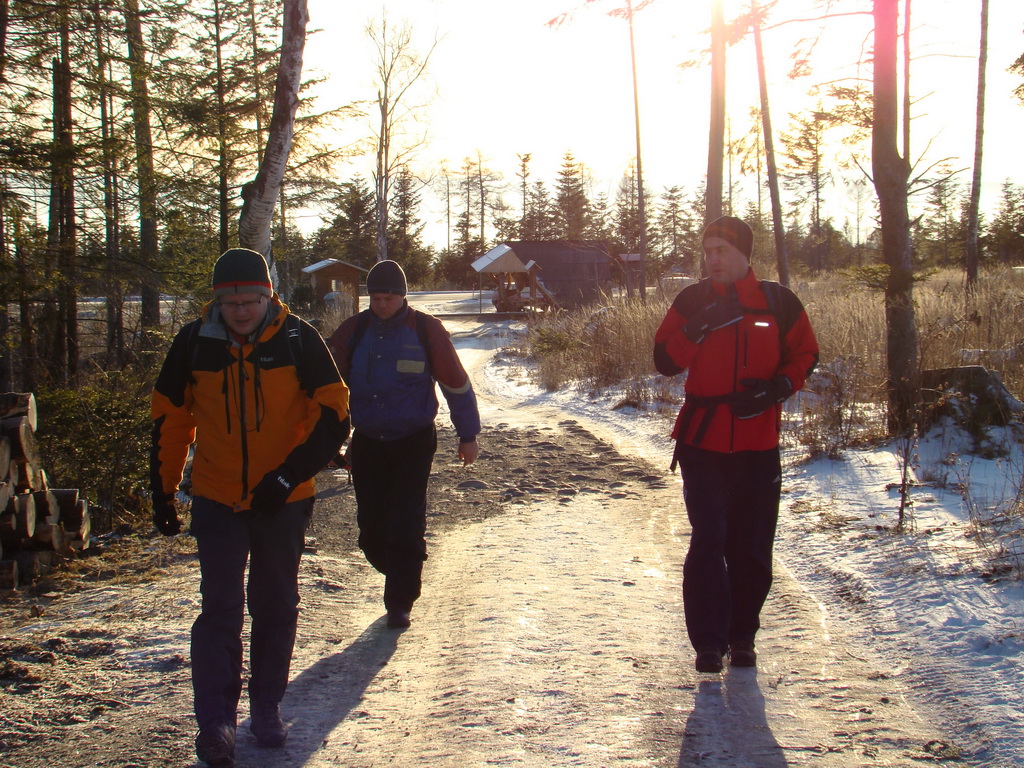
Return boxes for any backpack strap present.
[345,309,373,368]
[759,279,799,351]
[413,309,432,375]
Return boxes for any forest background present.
[0,0,1023,530]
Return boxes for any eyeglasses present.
[219,297,265,311]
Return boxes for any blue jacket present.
[327,305,481,443]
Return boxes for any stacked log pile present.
[0,393,91,589]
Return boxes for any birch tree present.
[237,0,308,268]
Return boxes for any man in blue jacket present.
[327,260,481,629]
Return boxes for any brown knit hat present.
[212,248,273,298]
[702,216,753,259]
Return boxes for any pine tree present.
[554,151,591,239]
[987,180,1024,264]
[387,165,432,286]
[652,185,697,274]
[313,178,377,269]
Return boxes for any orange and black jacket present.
[150,296,351,510]
[653,268,818,453]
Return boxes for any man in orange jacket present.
[151,248,350,766]
[653,216,818,674]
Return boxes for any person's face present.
[370,292,405,320]
[703,236,750,285]
[218,292,269,337]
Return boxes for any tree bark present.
[626,0,646,299]
[238,0,308,270]
[872,0,919,433]
[213,0,231,253]
[124,0,162,336]
[752,5,789,287]
[57,20,78,380]
[705,1,726,226]
[93,1,124,367]
[964,0,988,289]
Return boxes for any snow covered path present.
[8,298,1015,768]
[227,311,960,768]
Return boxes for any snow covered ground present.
[414,291,1024,767]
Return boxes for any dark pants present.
[350,425,436,613]
[189,495,312,731]
[678,444,781,653]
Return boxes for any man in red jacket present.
[653,216,818,674]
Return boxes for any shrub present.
[36,369,154,533]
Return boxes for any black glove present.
[152,495,182,536]
[730,376,793,419]
[249,465,299,516]
[331,449,350,470]
[683,290,744,343]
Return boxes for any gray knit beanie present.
[212,248,273,298]
[366,260,407,296]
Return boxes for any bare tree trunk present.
[752,5,789,287]
[94,1,124,366]
[247,0,267,162]
[0,0,8,83]
[964,0,988,289]
[57,20,77,380]
[14,221,37,390]
[375,93,389,262]
[626,0,646,299]
[705,1,726,227]
[902,0,911,161]
[872,0,919,434]
[124,0,161,337]
[0,198,9,390]
[47,55,67,383]
[238,0,308,269]
[213,0,230,253]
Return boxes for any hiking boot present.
[386,609,411,629]
[729,642,757,668]
[249,700,288,748]
[195,722,235,766]
[694,649,724,674]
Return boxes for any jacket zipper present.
[237,345,250,499]
[730,323,740,452]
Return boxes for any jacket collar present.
[199,295,285,346]
[710,266,759,296]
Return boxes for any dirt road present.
[0,316,963,767]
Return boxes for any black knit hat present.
[366,260,407,296]
[212,248,273,298]
[702,216,754,259]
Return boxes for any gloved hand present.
[249,465,299,516]
[683,289,744,343]
[730,376,793,419]
[152,495,182,536]
[331,449,350,470]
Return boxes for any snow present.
[413,291,1024,766]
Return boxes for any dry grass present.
[522,267,1024,450]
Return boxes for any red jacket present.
[653,269,818,453]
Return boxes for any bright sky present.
[301,0,1024,247]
